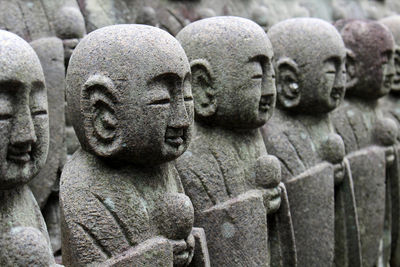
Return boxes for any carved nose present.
[10,108,37,147]
[169,97,190,129]
[388,56,396,77]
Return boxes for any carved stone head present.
[176,16,276,130]
[335,19,395,99]
[0,30,49,189]
[380,15,400,93]
[66,25,193,166]
[54,6,87,68]
[269,18,346,114]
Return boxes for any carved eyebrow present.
[31,80,45,93]
[248,55,269,63]
[324,56,341,64]
[0,80,23,92]
[382,50,393,59]
[148,72,182,85]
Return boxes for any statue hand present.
[169,234,195,267]
[333,162,345,185]
[385,146,395,166]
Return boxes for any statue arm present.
[61,190,133,265]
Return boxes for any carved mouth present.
[331,87,343,100]
[259,95,273,112]
[383,77,392,89]
[7,146,32,164]
[165,136,184,147]
[165,128,185,148]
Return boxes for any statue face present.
[341,20,395,99]
[378,45,395,97]
[116,66,193,165]
[213,37,276,129]
[390,46,400,92]
[270,18,346,114]
[0,69,48,189]
[300,54,346,112]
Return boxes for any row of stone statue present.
[2,9,400,267]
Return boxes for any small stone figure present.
[60,24,209,266]
[175,16,296,267]
[261,18,358,267]
[379,16,400,133]
[332,19,397,267]
[0,2,87,256]
[0,29,56,266]
[379,15,400,267]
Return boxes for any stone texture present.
[28,37,65,209]
[0,1,86,254]
[332,19,397,267]
[261,18,358,267]
[379,15,400,267]
[61,24,208,266]
[175,16,296,266]
[0,29,56,266]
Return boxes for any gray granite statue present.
[54,5,87,162]
[60,24,209,266]
[175,16,296,267]
[379,15,400,267]
[0,29,57,266]
[261,18,361,267]
[332,19,397,267]
[0,1,86,256]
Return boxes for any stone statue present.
[60,24,209,266]
[261,18,361,267]
[0,29,57,266]
[175,16,296,267]
[54,5,87,162]
[379,15,400,267]
[332,19,397,267]
[0,1,86,255]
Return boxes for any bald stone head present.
[335,19,395,99]
[0,30,49,189]
[54,6,87,68]
[269,18,346,114]
[66,25,193,166]
[380,16,400,93]
[176,16,276,130]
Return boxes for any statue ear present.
[276,58,301,109]
[190,59,217,118]
[81,74,122,157]
[345,49,358,89]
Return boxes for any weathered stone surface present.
[29,37,65,209]
[61,24,208,266]
[379,15,400,267]
[333,19,397,267]
[0,29,56,266]
[189,228,210,267]
[261,18,358,267]
[0,1,86,255]
[175,16,296,266]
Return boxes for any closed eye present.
[0,114,12,120]
[252,74,263,79]
[31,110,47,116]
[184,96,193,101]
[148,98,170,105]
[326,70,336,74]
